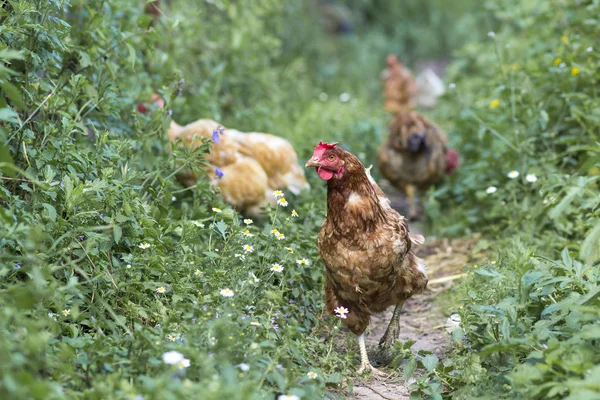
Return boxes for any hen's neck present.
[326,166,385,231]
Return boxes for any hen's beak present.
[305,158,319,168]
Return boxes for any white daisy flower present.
[507,170,519,179]
[243,219,253,225]
[526,174,538,183]
[334,306,349,319]
[126,264,132,269]
[193,221,205,228]
[277,197,289,207]
[286,247,294,253]
[212,207,222,213]
[291,210,299,218]
[62,309,71,317]
[296,258,310,265]
[275,232,285,240]
[273,190,284,198]
[194,269,202,276]
[238,363,250,372]
[139,243,151,249]
[162,350,184,365]
[156,287,166,294]
[242,229,254,237]
[166,334,177,342]
[271,264,284,273]
[306,371,318,379]
[250,321,261,326]
[243,244,254,253]
[278,395,300,400]
[486,186,497,194]
[178,358,191,369]
[235,253,246,261]
[220,288,234,297]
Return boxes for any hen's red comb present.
[316,141,338,150]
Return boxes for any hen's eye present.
[328,155,335,161]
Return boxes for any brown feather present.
[314,147,428,336]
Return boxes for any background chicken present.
[166,116,309,217]
[381,54,418,114]
[306,141,427,374]
[378,55,459,219]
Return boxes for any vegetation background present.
[1,0,598,399]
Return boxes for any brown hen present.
[306,142,428,374]
[378,56,459,219]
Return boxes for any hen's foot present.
[356,362,388,378]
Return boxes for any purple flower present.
[215,167,224,178]
[289,280,294,285]
[289,299,294,304]
[14,263,21,270]
[212,129,220,143]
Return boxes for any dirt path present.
[350,234,482,400]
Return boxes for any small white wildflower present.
[238,363,250,372]
[296,258,310,265]
[507,170,520,179]
[126,264,132,269]
[449,83,456,89]
[250,321,261,326]
[486,186,497,194]
[178,358,191,369]
[278,395,300,400]
[235,253,246,261]
[242,229,254,237]
[526,174,538,183]
[62,309,71,317]
[271,264,284,273]
[277,197,289,207]
[488,31,495,38]
[334,306,349,319]
[559,62,566,68]
[243,219,253,225]
[251,272,260,283]
[306,371,318,379]
[586,46,593,53]
[291,210,298,218]
[194,269,202,276]
[286,247,294,253]
[209,337,217,346]
[243,244,254,253]
[193,221,205,228]
[318,92,328,102]
[273,190,284,198]
[212,207,222,213]
[139,243,151,249]
[275,232,285,240]
[156,287,166,294]
[339,92,351,102]
[166,334,177,342]
[171,196,176,202]
[220,288,234,297]
[162,350,184,365]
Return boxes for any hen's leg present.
[378,300,405,353]
[356,334,386,376]
[405,184,418,220]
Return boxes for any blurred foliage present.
[415,0,600,398]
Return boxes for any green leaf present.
[421,355,439,372]
[136,14,153,29]
[42,203,57,221]
[113,225,122,244]
[404,358,417,380]
[215,220,228,239]
[126,43,136,70]
[580,219,600,264]
[1,82,26,111]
